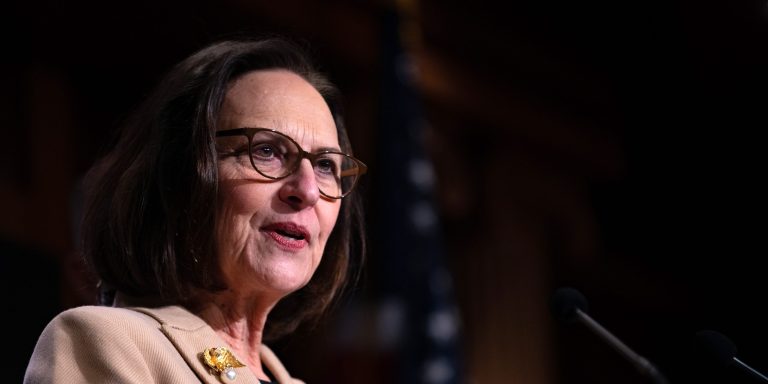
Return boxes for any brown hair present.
[80,37,365,340]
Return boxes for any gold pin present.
[202,347,246,382]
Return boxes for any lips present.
[261,222,311,249]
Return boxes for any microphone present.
[696,329,768,382]
[551,287,670,384]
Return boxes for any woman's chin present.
[261,271,312,296]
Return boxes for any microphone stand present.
[575,309,670,384]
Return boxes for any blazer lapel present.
[132,306,261,384]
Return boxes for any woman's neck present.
[190,290,277,381]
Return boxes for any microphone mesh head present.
[551,287,588,323]
[696,329,737,367]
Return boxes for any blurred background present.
[3,0,768,383]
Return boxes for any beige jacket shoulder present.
[24,305,304,384]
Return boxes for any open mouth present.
[261,222,310,249]
[275,228,305,240]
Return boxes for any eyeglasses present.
[216,128,367,199]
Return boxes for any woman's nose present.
[278,160,320,209]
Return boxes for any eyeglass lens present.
[249,130,361,198]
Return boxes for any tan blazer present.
[24,305,304,384]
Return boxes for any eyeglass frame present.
[215,127,368,199]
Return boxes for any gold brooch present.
[202,347,246,382]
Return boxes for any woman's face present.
[215,69,341,300]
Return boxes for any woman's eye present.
[316,157,339,175]
[252,144,277,159]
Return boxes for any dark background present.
[3,0,767,383]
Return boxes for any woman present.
[24,37,367,383]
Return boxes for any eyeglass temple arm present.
[340,163,368,177]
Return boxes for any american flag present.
[369,8,466,384]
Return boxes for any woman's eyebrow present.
[313,145,343,153]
